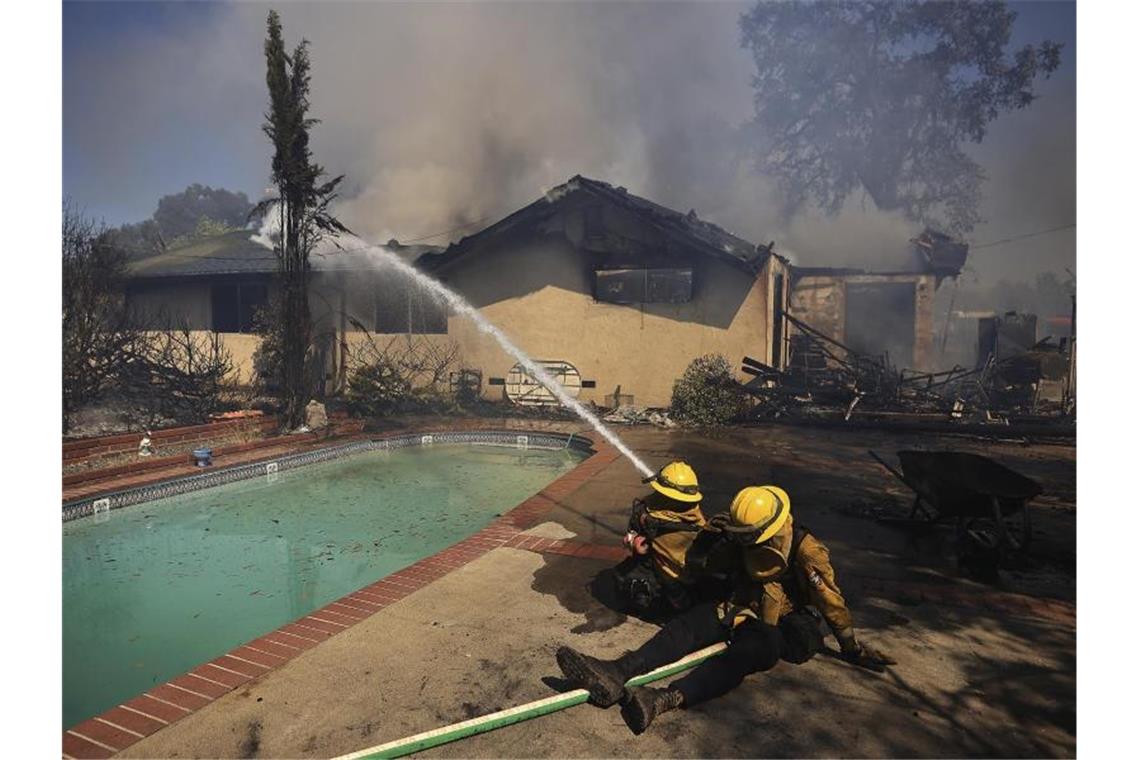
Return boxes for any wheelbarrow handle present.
[868,450,909,486]
[868,449,933,520]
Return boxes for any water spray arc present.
[332,235,655,478]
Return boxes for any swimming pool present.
[63,442,586,728]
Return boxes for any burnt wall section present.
[787,271,938,371]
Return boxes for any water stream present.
[332,234,655,477]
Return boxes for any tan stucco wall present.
[126,236,778,406]
[218,333,262,384]
[136,331,263,385]
[429,236,771,407]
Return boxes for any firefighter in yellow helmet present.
[613,461,708,616]
[557,484,894,735]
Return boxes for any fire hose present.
[333,642,727,759]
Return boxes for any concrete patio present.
[117,425,1076,758]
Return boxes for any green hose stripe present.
[340,642,727,760]
[624,644,725,687]
[369,693,589,759]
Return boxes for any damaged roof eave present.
[422,174,775,279]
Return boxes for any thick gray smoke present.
[234,2,763,242]
[216,1,942,267]
[68,1,1074,282]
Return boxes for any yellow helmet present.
[729,486,791,544]
[647,461,702,503]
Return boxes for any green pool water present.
[63,443,584,728]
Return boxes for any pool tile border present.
[61,435,621,759]
[62,430,595,522]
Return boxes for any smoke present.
[65,1,1074,281]
[222,1,936,268]
[226,1,753,244]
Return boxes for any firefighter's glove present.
[841,642,896,673]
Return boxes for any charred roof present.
[912,228,969,276]
[421,175,776,276]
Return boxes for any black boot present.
[620,685,684,735]
[555,646,629,707]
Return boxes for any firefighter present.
[612,461,708,617]
[557,485,894,735]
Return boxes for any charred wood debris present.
[739,311,1074,432]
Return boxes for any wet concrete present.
[531,554,628,635]
[119,424,1075,758]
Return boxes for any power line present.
[971,223,1075,251]
[397,215,494,244]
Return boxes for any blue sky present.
[62,1,1075,282]
[63,1,265,225]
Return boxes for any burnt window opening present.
[594,268,692,304]
[844,282,917,367]
[374,284,448,334]
[210,282,267,333]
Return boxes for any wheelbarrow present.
[868,449,1043,554]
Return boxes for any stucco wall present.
[126,236,778,406]
[430,235,771,407]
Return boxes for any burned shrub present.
[249,293,295,396]
[670,354,748,426]
[62,203,135,432]
[119,326,238,427]
[345,335,461,417]
[345,353,412,417]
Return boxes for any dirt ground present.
[118,423,1076,758]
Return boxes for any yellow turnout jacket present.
[642,503,707,581]
[719,516,856,643]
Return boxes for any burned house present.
[785,230,968,373]
[975,311,1074,409]
[125,231,445,387]
[124,177,967,409]
[416,176,791,407]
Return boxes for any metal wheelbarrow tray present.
[869,449,1043,552]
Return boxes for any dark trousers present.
[617,602,784,707]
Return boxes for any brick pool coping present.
[62,418,586,504]
[61,428,1076,757]
[61,437,622,759]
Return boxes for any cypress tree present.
[255,10,348,429]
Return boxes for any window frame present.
[210,281,267,333]
[374,285,448,335]
[594,267,693,305]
